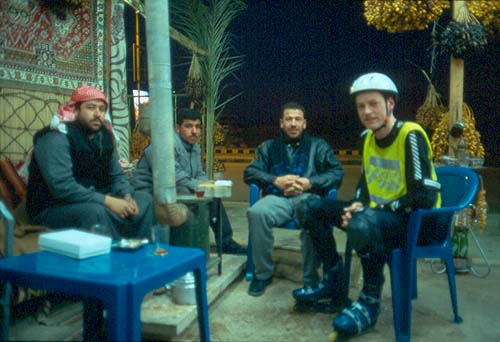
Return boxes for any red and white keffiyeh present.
[57,85,108,122]
[50,86,118,144]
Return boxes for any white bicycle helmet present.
[350,73,398,98]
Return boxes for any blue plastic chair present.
[389,166,479,341]
[245,185,339,281]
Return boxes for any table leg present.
[105,290,133,341]
[83,299,105,341]
[0,282,12,341]
[194,266,211,341]
[217,199,222,275]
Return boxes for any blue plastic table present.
[0,244,210,341]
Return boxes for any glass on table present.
[151,225,170,256]
[195,185,205,198]
[89,224,111,237]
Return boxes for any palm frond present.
[170,0,246,177]
[215,91,243,116]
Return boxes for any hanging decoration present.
[468,0,500,35]
[1,0,104,91]
[440,5,488,58]
[431,102,485,162]
[468,175,488,233]
[415,72,447,133]
[213,122,226,173]
[439,21,487,58]
[129,128,150,162]
[363,0,450,33]
[198,121,227,173]
[185,53,205,105]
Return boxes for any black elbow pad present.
[422,178,441,192]
[414,178,441,208]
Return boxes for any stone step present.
[141,254,246,340]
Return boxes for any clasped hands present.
[105,194,139,219]
[273,174,311,197]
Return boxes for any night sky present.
[127,1,499,165]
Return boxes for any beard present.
[281,129,304,144]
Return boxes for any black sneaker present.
[248,276,273,296]
[221,239,247,255]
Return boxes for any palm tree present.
[171,0,246,178]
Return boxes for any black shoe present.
[248,276,273,296]
[221,239,247,255]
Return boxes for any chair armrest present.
[249,184,261,206]
[326,188,337,200]
[0,200,15,258]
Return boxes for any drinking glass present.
[195,185,205,198]
[89,224,111,237]
[151,225,170,256]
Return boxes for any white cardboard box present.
[39,229,111,259]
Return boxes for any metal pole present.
[135,10,141,122]
[144,0,176,204]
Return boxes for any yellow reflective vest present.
[362,122,440,209]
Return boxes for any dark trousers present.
[303,198,449,296]
[170,201,234,251]
[31,191,154,239]
[209,201,233,245]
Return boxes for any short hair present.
[176,108,201,125]
[281,102,306,118]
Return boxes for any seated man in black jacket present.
[243,102,344,296]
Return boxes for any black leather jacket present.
[243,133,344,197]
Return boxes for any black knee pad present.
[295,197,323,230]
[347,208,382,252]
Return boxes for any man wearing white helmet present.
[295,73,443,338]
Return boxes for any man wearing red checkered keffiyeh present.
[26,86,153,239]
[51,86,118,141]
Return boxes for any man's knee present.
[247,200,267,221]
[133,191,153,211]
[295,197,324,230]
[347,209,382,252]
[83,202,108,217]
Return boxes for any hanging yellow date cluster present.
[468,0,500,35]
[185,54,205,104]
[213,122,226,146]
[430,103,485,161]
[467,175,488,233]
[129,129,150,162]
[197,121,226,146]
[213,122,226,173]
[364,0,450,32]
[415,83,447,132]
